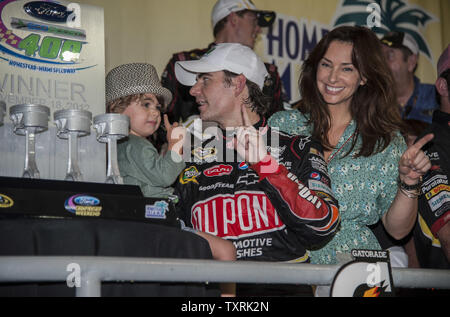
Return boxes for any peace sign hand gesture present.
[398,133,434,185]
[231,105,268,165]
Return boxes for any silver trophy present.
[54,109,92,181]
[93,113,129,184]
[0,101,5,126]
[9,104,50,179]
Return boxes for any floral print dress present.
[268,110,406,265]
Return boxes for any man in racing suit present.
[413,109,450,269]
[176,119,340,263]
[173,43,340,267]
[410,45,450,269]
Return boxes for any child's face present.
[123,93,162,138]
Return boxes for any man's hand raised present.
[231,105,268,165]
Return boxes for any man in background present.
[408,44,450,270]
[381,31,438,124]
[161,0,284,124]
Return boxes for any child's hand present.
[164,114,186,156]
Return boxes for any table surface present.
[0,218,219,297]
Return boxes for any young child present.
[105,63,236,296]
[106,63,184,199]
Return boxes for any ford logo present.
[73,195,100,206]
[24,1,72,23]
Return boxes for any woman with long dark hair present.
[269,26,433,265]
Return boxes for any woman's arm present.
[382,134,434,239]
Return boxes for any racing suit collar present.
[220,116,267,141]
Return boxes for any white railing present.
[0,256,449,297]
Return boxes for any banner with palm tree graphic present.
[256,0,448,104]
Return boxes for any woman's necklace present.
[327,123,356,163]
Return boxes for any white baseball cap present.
[211,0,276,29]
[381,31,419,55]
[175,43,268,90]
